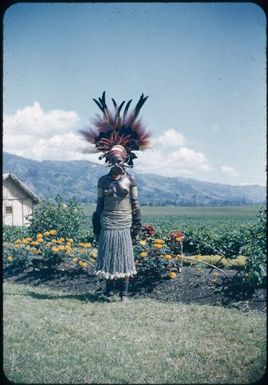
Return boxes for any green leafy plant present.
[28,194,86,241]
[241,208,266,288]
[3,225,30,243]
[3,244,33,269]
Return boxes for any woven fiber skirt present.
[94,210,137,279]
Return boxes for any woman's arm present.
[130,176,142,243]
[92,178,104,241]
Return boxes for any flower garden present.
[3,195,267,306]
[2,222,254,280]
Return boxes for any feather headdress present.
[79,91,151,167]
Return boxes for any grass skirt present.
[94,210,137,279]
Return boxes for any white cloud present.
[3,104,213,177]
[3,102,101,162]
[221,165,240,177]
[151,129,185,149]
[4,102,80,137]
[134,130,212,177]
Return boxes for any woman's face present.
[110,164,125,177]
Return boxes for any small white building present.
[3,173,40,226]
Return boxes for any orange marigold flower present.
[163,254,172,260]
[154,239,165,244]
[168,272,177,279]
[153,244,163,249]
[139,252,147,257]
[139,240,147,246]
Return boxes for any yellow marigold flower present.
[52,239,57,243]
[72,257,78,263]
[7,256,13,262]
[153,244,163,249]
[79,261,88,267]
[90,250,98,258]
[58,245,65,251]
[82,242,91,248]
[26,237,32,241]
[37,233,43,238]
[168,272,177,279]
[139,240,147,246]
[51,246,59,253]
[59,237,65,242]
[65,245,72,251]
[15,245,21,248]
[37,238,43,243]
[139,252,147,257]
[57,239,63,244]
[14,239,21,244]
[43,231,50,236]
[154,239,165,244]
[49,230,57,235]
[67,238,73,243]
[163,254,172,260]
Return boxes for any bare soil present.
[4,265,266,312]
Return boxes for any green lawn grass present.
[4,281,266,384]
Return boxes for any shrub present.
[28,194,86,241]
[3,225,30,243]
[132,235,182,292]
[241,208,266,288]
[3,244,33,269]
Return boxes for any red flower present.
[169,231,185,242]
[142,224,155,237]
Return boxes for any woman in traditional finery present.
[79,92,151,302]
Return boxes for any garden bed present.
[4,265,266,312]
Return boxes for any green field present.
[81,204,261,230]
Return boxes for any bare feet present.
[105,296,115,303]
[121,296,129,304]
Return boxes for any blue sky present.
[3,2,266,186]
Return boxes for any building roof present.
[3,173,40,203]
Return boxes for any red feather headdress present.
[79,91,151,167]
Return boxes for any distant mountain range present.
[3,152,266,206]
